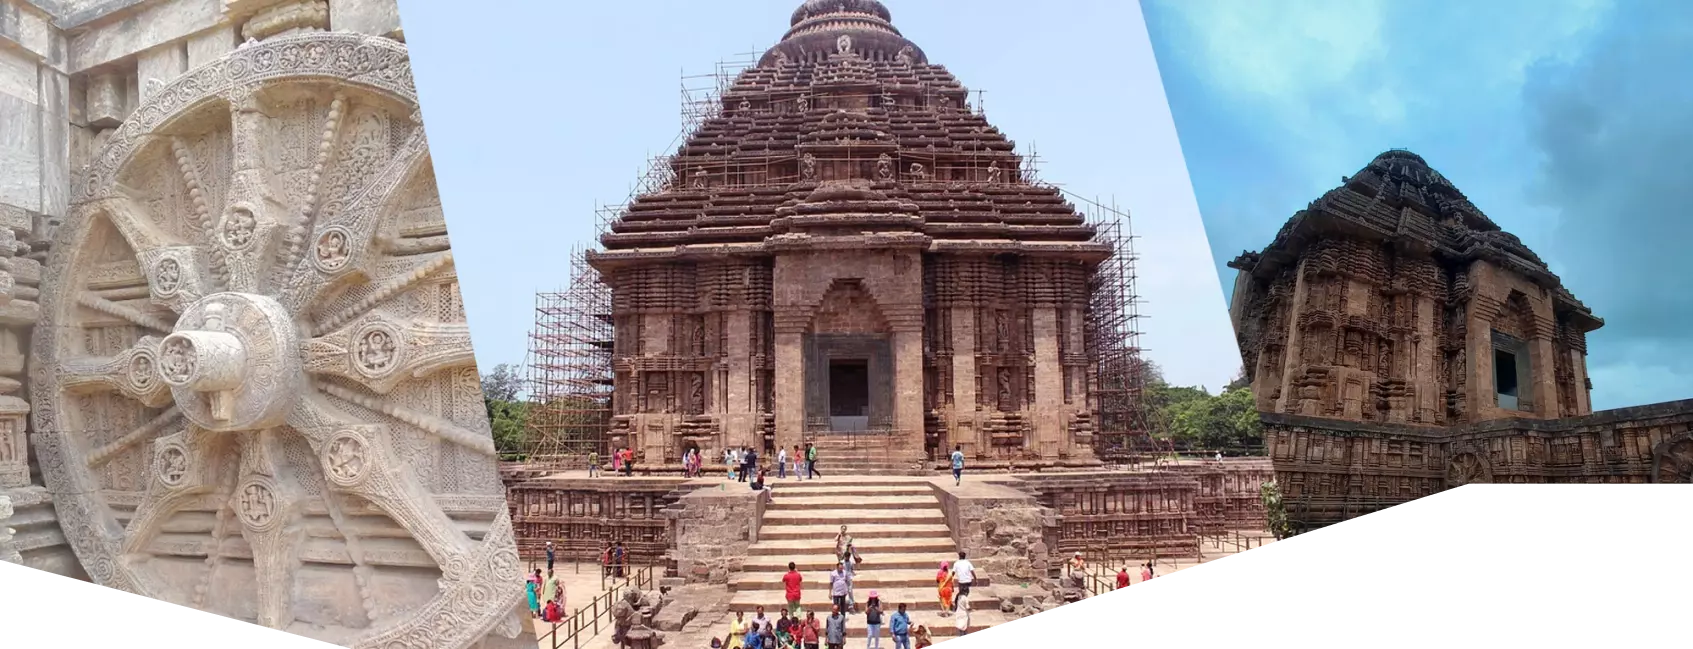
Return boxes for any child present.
[912,625,933,649]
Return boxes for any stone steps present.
[765,495,939,512]
[748,537,957,556]
[727,587,992,614]
[733,568,942,591]
[758,523,952,541]
[765,483,933,498]
[741,552,956,572]
[763,508,946,526]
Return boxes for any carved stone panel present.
[29,33,522,649]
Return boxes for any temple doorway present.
[829,358,871,431]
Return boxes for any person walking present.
[1066,551,1085,577]
[949,445,965,486]
[588,451,601,477]
[792,445,804,480]
[951,551,975,603]
[622,447,636,477]
[954,596,970,636]
[545,541,556,573]
[805,443,821,479]
[611,447,623,475]
[935,561,955,615]
[1116,565,1131,590]
[612,541,628,579]
[782,561,804,618]
[776,446,788,479]
[828,561,850,616]
[824,606,848,649]
[600,541,613,578]
[1140,560,1154,582]
[863,593,884,649]
[889,603,911,649]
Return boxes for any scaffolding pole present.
[1068,191,1170,466]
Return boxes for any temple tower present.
[588,0,1115,468]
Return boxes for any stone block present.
[185,24,236,69]
[328,0,401,39]
[68,0,223,73]
[37,68,68,218]
[0,92,42,214]
[136,41,188,102]
[84,71,124,128]
[0,48,39,104]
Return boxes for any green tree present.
[481,364,530,459]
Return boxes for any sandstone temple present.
[1230,149,1693,531]
[0,1,526,648]
[538,0,1152,474]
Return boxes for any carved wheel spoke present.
[33,33,522,648]
[58,336,172,407]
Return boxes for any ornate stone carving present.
[876,154,893,181]
[836,34,853,55]
[801,153,817,181]
[32,33,521,649]
[1444,452,1491,488]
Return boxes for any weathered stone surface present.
[0,493,20,564]
[668,486,768,584]
[578,0,1133,471]
[1231,150,1691,531]
[0,3,531,648]
[933,481,1050,582]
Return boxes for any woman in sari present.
[525,575,540,617]
[935,561,955,614]
[726,610,748,649]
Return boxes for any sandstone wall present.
[667,486,769,585]
[1268,398,1693,529]
[507,477,696,564]
[932,480,1052,583]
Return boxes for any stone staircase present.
[724,477,1006,638]
[802,432,927,476]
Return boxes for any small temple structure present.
[580,0,1137,470]
[1231,150,1693,530]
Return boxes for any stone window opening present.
[1494,349,1519,410]
[828,358,871,431]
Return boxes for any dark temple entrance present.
[829,359,871,431]
[804,334,893,432]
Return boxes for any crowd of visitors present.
[734,529,978,648]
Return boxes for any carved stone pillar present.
[949,305,977,452]
[723,310,755,448]
[1030,308,1064,458]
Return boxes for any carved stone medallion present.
[30,33,523,649]
[313,225,354,273]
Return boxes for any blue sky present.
[1144,0,1693,410]
[398,0,1240,393]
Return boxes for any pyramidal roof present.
[1229,150,1599,329]
[591,0,1108,264]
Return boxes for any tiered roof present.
[591,0,1107,265]
[1230,150,1601,330]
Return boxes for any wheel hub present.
[159,292,300,431]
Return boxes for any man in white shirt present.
[950,551,976,603]
[778,446,790,479]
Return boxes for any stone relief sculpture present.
[28,32,525,649]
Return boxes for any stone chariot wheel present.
[1444,451,1492,489]
[30,33,523,649]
